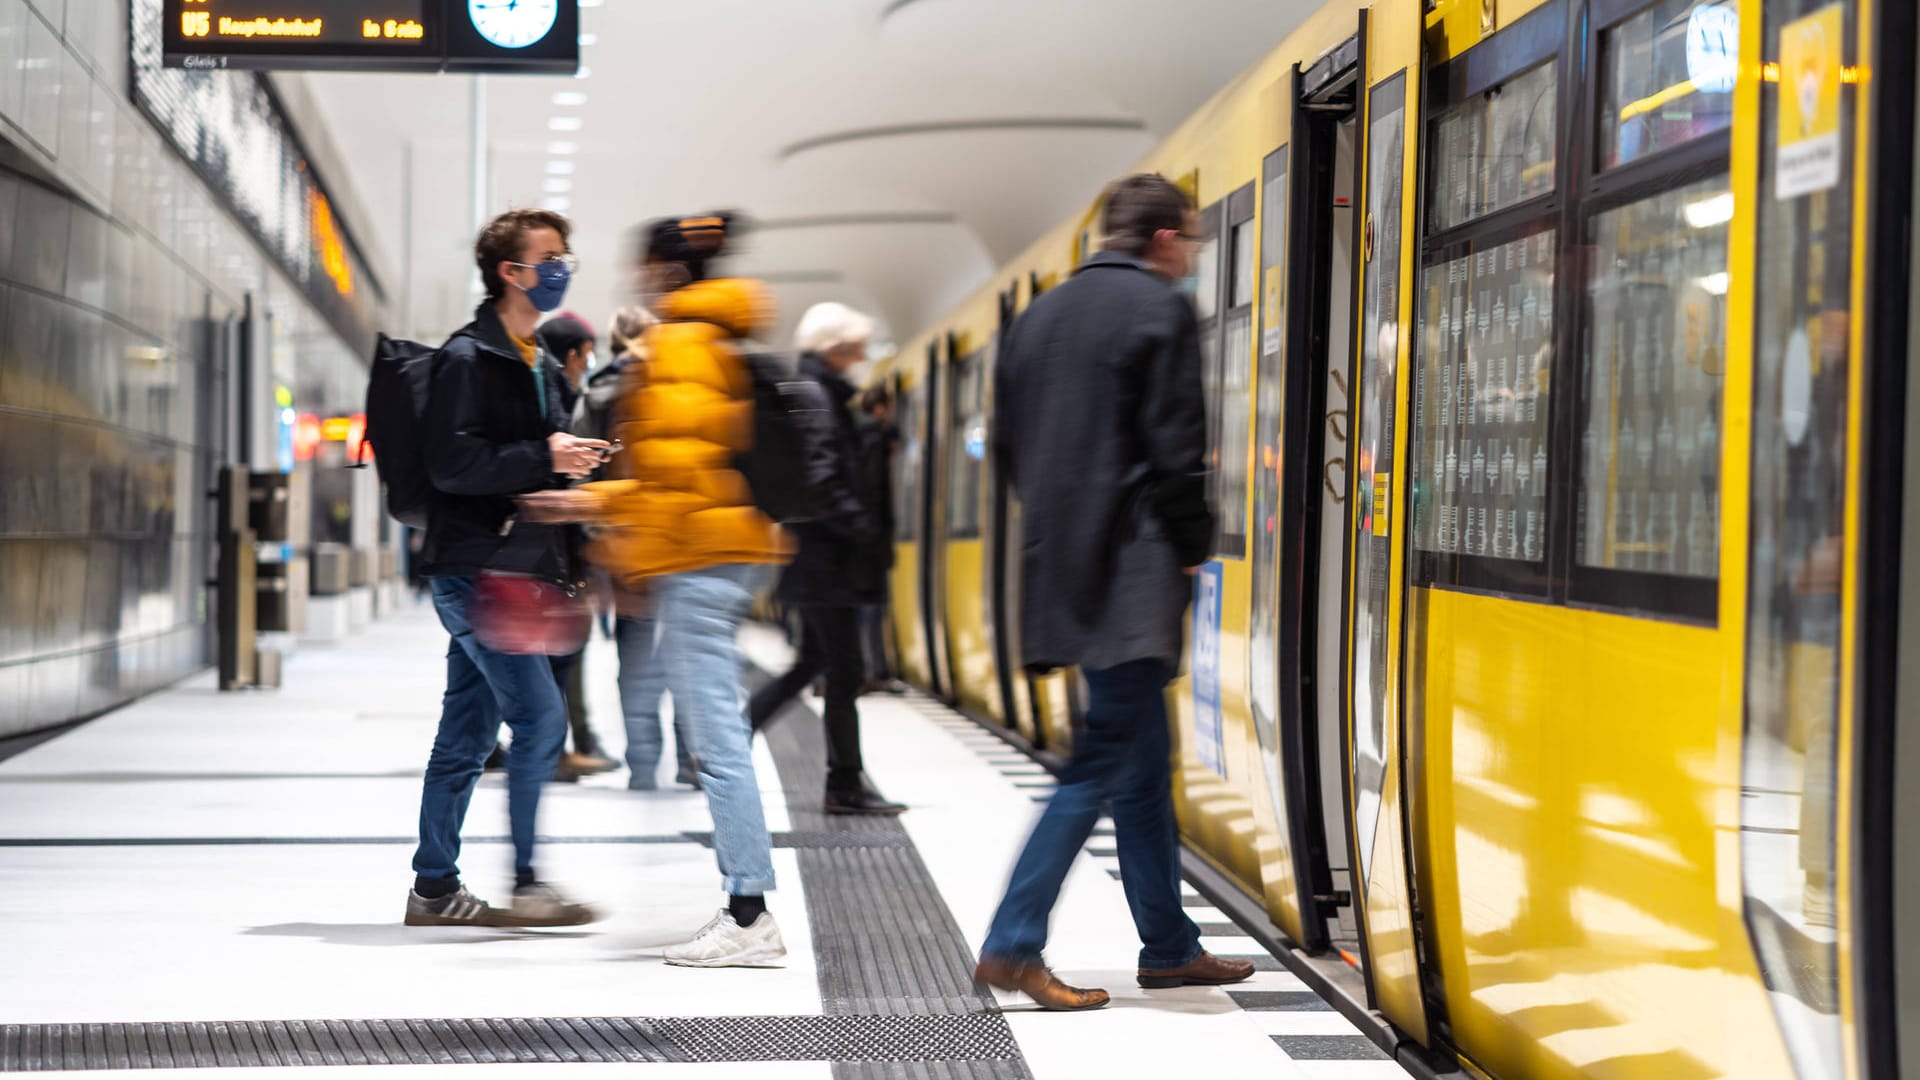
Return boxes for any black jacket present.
[778,353,890,606]
[853,413,897,571]
[420,303,577,585]
[995,251,1213,672]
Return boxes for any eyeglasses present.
[510,252,579,274]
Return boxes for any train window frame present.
[1215,182,1257,561]
[1411,0,1731,623]
[1414,0,1565,601]
[945,344,989,541]
[893,380,924,543]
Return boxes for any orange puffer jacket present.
[582,279,791,581]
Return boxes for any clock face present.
[469,0,559,49]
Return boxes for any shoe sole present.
[1136,972,1256,989]
[974,979,1110,1011]
[496,907,600,928]
[823,804,908,816]
[663,948,787,969]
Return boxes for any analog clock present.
[468,0,559,50]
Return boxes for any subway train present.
[871,0,1920,1076]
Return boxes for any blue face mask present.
[516,259,572,312]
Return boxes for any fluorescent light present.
[548,116,583,131]
[547,141,578,155]
[1683,192,1734,229]
[551,91,587,107]
[541,196,571,212]
[546,160,575,175]
[1696,272,1730,295]
[544,178,573,194]
[578,32,598,46]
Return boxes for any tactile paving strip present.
[0,1014,1021,1069]
[757,687,1033,1080]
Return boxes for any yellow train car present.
[885,0,1920,1075]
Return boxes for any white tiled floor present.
[0,602,1408,1078]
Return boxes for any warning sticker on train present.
[1776,4,1844,200]
[1191,561,1226,778]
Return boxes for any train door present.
[941,332,999,720]
[890,369,933,691]
[918,339,951,701]
[1258,33,1365,956]
[988,283,1039,743]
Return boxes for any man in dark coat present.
[973,174,1253,1010]
[747,303,905,815]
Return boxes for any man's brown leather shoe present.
[1137,950,1258,989]
[973,957,1110,1011]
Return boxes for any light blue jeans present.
[615,614,696,788]
[653,563,776,896]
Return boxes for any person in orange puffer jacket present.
[521,213,792,969]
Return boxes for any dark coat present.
[852,413,897,572]
[419,303,577,585]
[994,251,1213,673]
[778,353,890,606]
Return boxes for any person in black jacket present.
[405,208,607,929]
[973,174,1254,1010]
[853,386,905,693]
[747,303,905,816]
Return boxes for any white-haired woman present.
[746,302,906,815]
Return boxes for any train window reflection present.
[1578,175,1728,579]
[894,386,922,542]
[1600,0,1738,169]
[1429,61,1557,232]
[946,349,987,540]
[1741,1,1852,1071]
[1411,230,1555,561]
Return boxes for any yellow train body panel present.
[941,539,999,722]
[1412,591,1792,1080]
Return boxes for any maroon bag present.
[468,572,590,656]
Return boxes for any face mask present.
[517,260,571,313]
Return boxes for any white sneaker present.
[663,909,787,968]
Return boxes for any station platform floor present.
[0,601,1411,1079]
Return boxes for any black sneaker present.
[404,885,508,926]
[824,784,907,816]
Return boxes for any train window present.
[1576,174,1728,580]
[1249,148,1288,826]
[1740,1,1854,1069]
[1599,0,1737,170]
[1214,190,1256,560]
[946,348,987,540]
[1411,229,1556,562]
[894,386,922,542]
[1351,75,1406,881]
[1428,60,1558,232]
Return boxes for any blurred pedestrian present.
[405,207,604,929]
[974,174,1252,1008]
[747,303,904,815]
[522,213,790,967]
[573,305,699,790]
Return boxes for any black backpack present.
[358,333,439,529]
[738,351,831,524]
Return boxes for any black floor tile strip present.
[1229,990,1334,1012]
[1272,1034,1393,1060]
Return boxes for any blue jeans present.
[413,575,568,884]
[981,659,1201,969]
[615,614,696,788]
[654,563,776,895]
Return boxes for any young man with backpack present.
[395,207,608,928]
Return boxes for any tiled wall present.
[0,0,373,737]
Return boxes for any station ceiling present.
[296,0,1315,351]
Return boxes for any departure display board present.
[163,0,577,73]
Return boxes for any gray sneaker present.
[503,882,600,927]
[404,885,508,927]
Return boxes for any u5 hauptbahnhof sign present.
[163,0,577,73]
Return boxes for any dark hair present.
[536,314,594,362]
[475,208,571,300]
[1099,174,1192,257]
[642,211,740,284]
